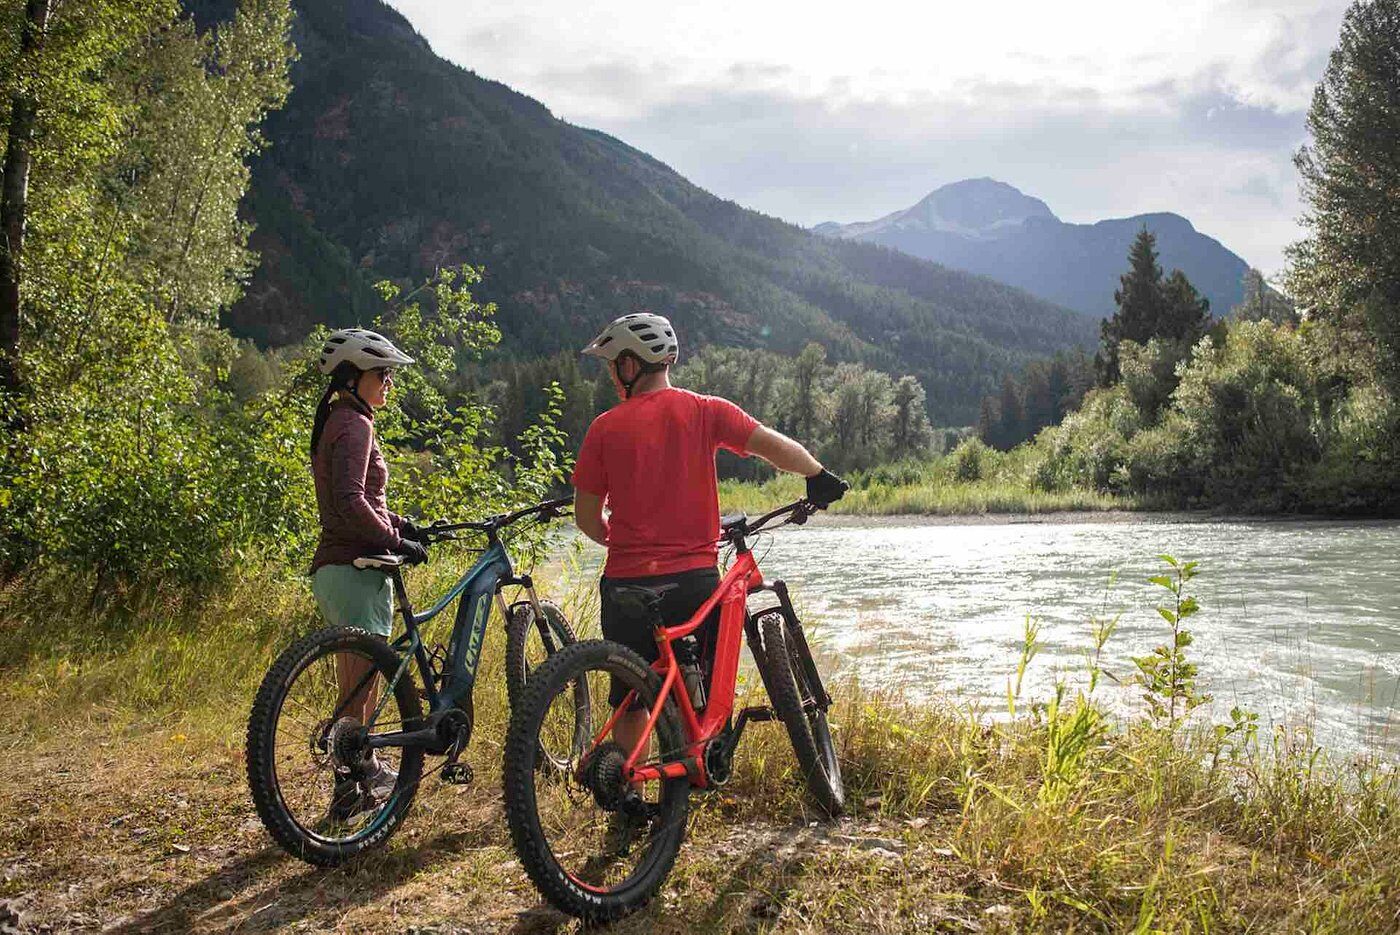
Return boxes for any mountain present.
[188,1,1096,423]
[816,179,1253,320]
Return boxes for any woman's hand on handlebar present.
[398,540,429,565]
[400,518,431,543]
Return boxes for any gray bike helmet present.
[581,313,679,365]
[317,328,414,375]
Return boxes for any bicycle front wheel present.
[505,599,589,769]
[754,610,844,816]
[503,639,690,923]
[246,626,425,866]
[504,599,578,705]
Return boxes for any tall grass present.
[3,556,1398,930]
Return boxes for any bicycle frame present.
[589,544,810,789]
[351,526,554,753]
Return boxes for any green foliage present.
[979,349,1094,450]
[1287,0,1400,395]
[1028,319,1400,513]
[1133,555,1210,727]
[1229,268,1298,326]
[0,0,299,583]
[0,0,568,585]
[673,342,934,475]
[1118,337,1193,422]
[949,436,999,482]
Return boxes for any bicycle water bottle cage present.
[352,553,404,570]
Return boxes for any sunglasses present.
[373,368,395,384]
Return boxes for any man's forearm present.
[577,515,609,545]
[745,425,821,476]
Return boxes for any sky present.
[387,0,1351,278]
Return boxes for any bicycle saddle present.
[352,553,404,570]
[720,513,747,535]
[610,584,678,619]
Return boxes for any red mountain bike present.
[502,498,843,922]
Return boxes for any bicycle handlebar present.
[731,498,819,540]
[422,495,573,542]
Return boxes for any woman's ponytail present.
[309,383,337,459]
[309,362,361,458]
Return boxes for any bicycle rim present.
[506,641,690,920]
[270,641,413,846]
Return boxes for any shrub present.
[949,437,999,482]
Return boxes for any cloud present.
[388,0,1351,275]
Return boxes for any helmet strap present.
[339,370,374,417]
[614,354,665,399]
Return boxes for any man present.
[571,312,847,752]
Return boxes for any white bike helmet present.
[581,313,679,365]
[317,328,414,375]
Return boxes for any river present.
[562,515,1400,755]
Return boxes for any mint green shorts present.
[312,564,394,638]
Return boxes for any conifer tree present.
[1161,269,1212,344]
[1098,227,1166,384]
[1286,0,1400,392]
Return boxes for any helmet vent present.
[597,336,613,346]
[638,331,657,340]
[365,347,385,358]
[650,343,667,353]
[627,322,650,332]
[329,336,346,344]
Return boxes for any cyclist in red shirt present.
[571,312,847,754]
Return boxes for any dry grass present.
[2,567,1399,933]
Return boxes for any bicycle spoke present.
[527,663,680,894]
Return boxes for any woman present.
[309,328,427,816]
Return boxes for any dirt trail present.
[0,737,990,934]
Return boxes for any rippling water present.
[565,516,1400,753]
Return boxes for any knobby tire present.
[754,611,844,816]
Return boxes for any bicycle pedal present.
[442,762,474,786]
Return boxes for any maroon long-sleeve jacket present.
[310,398,405,572]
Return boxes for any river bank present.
[2,566,1398,931]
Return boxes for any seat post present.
[390,567,414,621]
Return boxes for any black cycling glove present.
[400,518,429,543]
[398,540,429,566]
[805,468,849,509]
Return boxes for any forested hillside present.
[186,0,1095,423]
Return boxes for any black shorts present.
[599,566,721,708]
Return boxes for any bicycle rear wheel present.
[246,626,425,865]
[754,610,844,816]
[503,639,690,923]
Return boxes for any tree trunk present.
[0,0,53,397]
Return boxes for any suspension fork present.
[498,573,554,646]
[765,580,833,710]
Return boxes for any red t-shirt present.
[572,387,760,578]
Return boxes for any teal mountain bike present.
[246,496,587,866]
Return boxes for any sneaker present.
[316,775,373,832]
[602,792,659,855]
[363,755,398,800]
